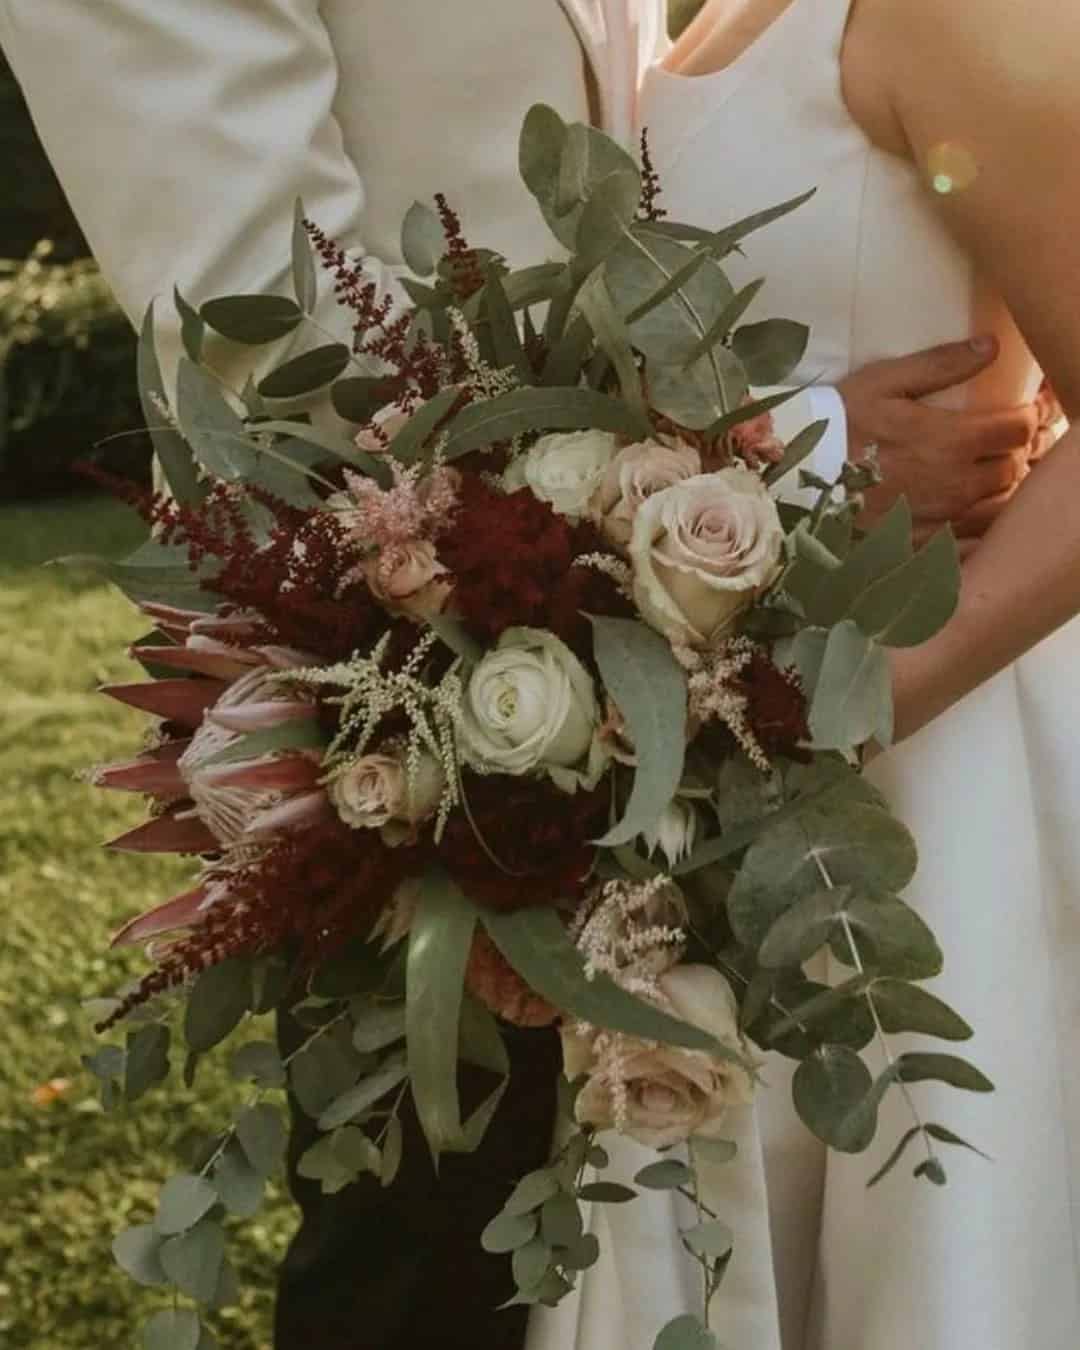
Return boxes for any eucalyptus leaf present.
[212,1141,265,1219]
[865,1124,925,1189]
[808,499,913,628]
[577,1182,637,1203]
[483,265,532,382]
[654,1314,718,1350]
[650,341,747,428]
[682,276,765,367]
[690,1136,738,1166]
[381,1115,404,1187]
[758,887,850,969]
[574,168,643,272]
[406,872,477,1158]
[540,1192,584,1248]
[575,268,646,416]
[849,527,960,647]
[764,419,830,489]
[727,800,917,949]
[200,294,304,344]
[155,1173,218,1237]
[513,1237,554,1293]
[731,318,809,385]
[649,189,815,259]
[331,376,387,424]
[708,385,800,440]
[349,1001,407,1054]
[236,1103,287,1176]
[870,979,973,1041]
[317,1054,408,1131]
[142,1308,202,1350]
[681,1218,734,1261]
[894,1052,994,1093]
[482,906,735,1057]
[807,620,893,751]
[560,1232,601,1271]
[112,1224,168,1287]
[481,1210,539,1255]
[385,387,461,465]
[160,1219,226,1304]
[125,1023,171,1103]
[401,200,446,277]
[174,286,206,365]
[837,892,943,980]
[258,344,351,399]
[590,616,688,847]
[505,1170,561,1216]
[184,958,251,1054]
[441,385,650,459]
[924,1121,990,1159]
[175,359,257,481]
[292,198,318,312]
[137,305,202,504]
[519,104,570,229]
[914,1157,948,1186]
[792,1045,876,1152]
[634,1159,693,1190]
[288,1027,365,1118]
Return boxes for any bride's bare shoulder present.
[843,0,1079,156]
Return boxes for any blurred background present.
[0,4,704,1347]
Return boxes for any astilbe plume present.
[434,192,485,301]
[99,821,417,1030]
[637,127,668,222]
[99,477,389,664]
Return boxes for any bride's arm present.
[0,0,386,392]
[863,0,1080,738]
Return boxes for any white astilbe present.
[447,307,520,400]
[574,551,634,600]
[287,631,462,837]
[573,874,688,986]
[676,636,771,773]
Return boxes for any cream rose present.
[329,748,444,844]
[563,965,754,1149]
[363,540,452,620]
[504,430,618,519]
[589,438,702,550]
[630,467,784,648]
[458,627,599,780]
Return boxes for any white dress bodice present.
[638,0,1041,406]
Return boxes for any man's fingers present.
[866,336,999,399]
[963,406,1041,458]
[971,456,1027,498]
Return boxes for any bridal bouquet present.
[79,106,990,1350]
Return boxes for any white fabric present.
[530,2,1080,1349]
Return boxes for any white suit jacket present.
[0,0,843,474]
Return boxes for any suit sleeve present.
[0,0,393,391]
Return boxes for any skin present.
[667,0,1080,739]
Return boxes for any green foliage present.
[0,498,292,1348]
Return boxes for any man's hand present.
[837,336,1040,546]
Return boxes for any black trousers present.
[275,1012,562,1350]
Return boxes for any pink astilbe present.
[332,463,459,592]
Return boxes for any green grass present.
[0,496,293,1349]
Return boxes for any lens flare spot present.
[927,142,979,195]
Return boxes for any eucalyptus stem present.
[811,851,937,1166]
[686,1140,712,1329]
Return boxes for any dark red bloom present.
[737,649,810,756]
[436,771,608,912]
[464,930,558,1028]
[437,475,579,640]
[545,558,635,662]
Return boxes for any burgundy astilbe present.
[436,772,608,912]
[737,648,811,757]
[434,192,485,301]
[637,128,668,222]
[100,821,417,1030]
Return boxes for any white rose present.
[504,430,618,519]
[563,965,755,1149]
[630,467,784,648]
[329,748,445,844]
[458,627,599,779]
[589,438,702,550]
[641,799,698,868]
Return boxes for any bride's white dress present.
[529,2,1080,1347]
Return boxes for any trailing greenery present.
[0,496,292,1349]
